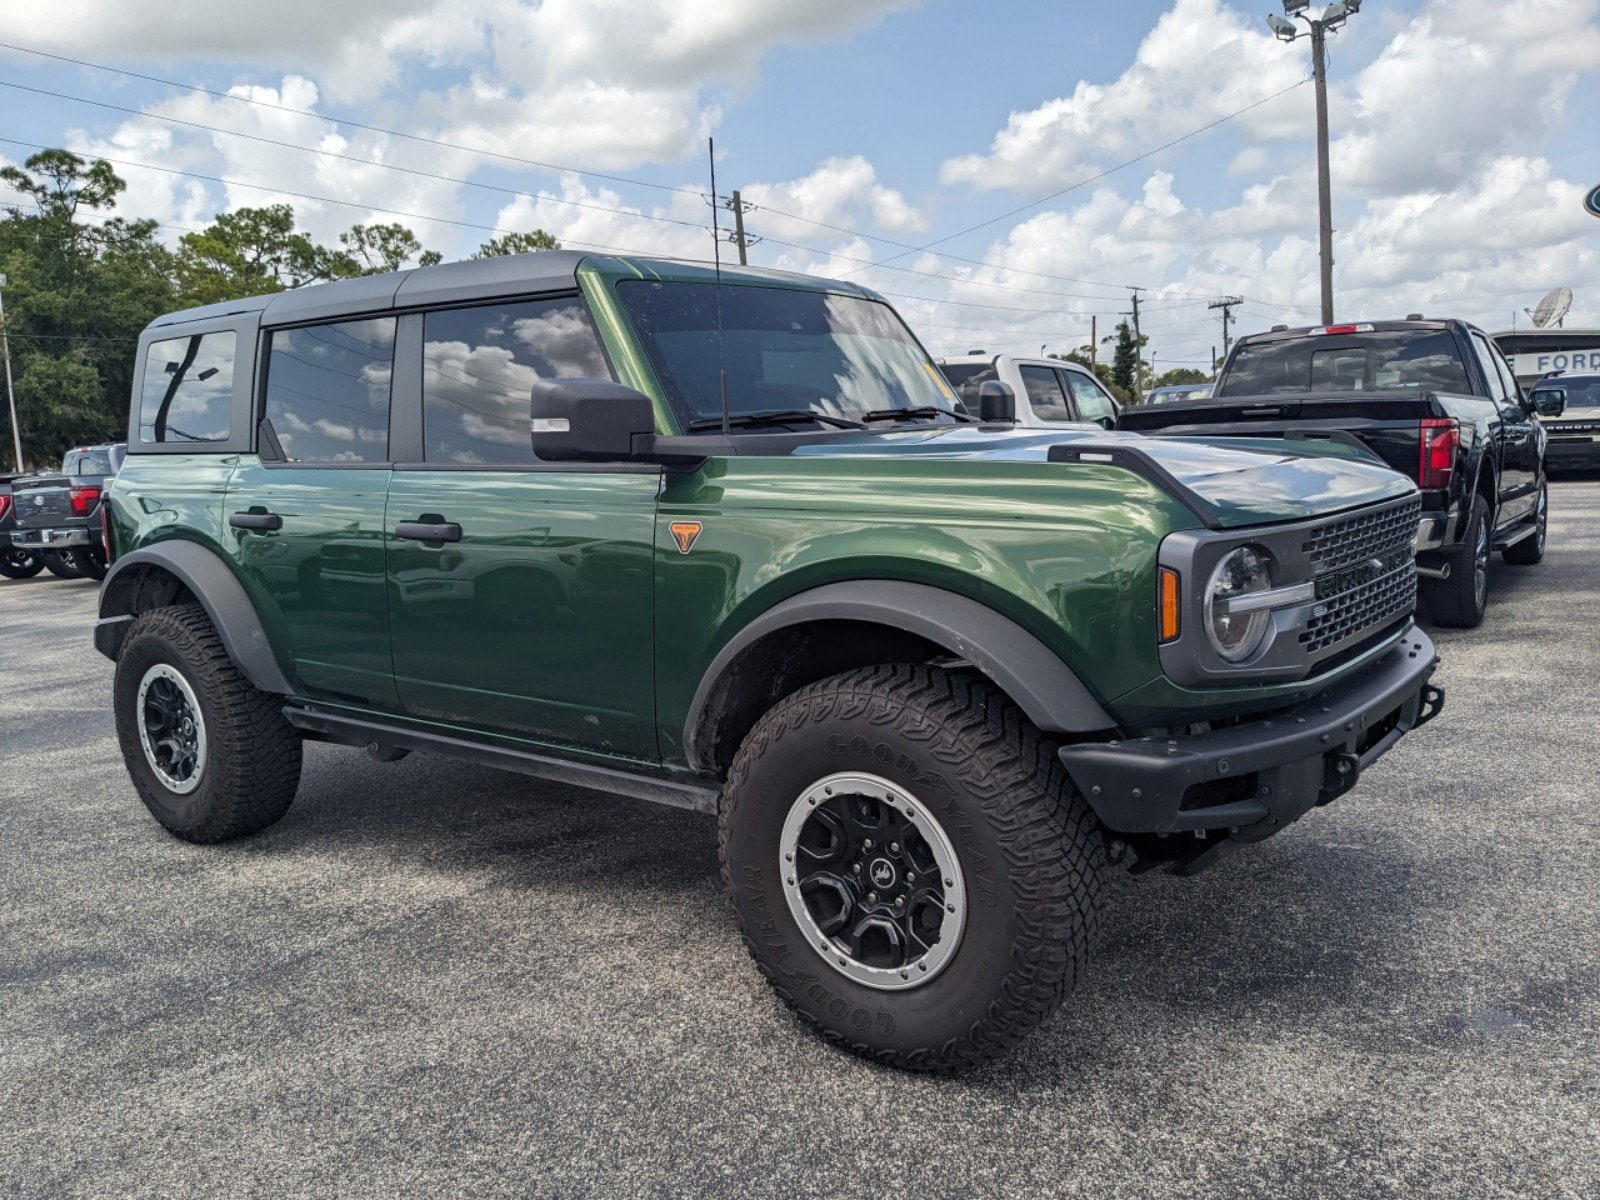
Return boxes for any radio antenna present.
[708,136,731,439]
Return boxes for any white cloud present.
[740,156,928,242]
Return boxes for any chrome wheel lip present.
[136,663,207,796]
[1473,522,1489,609]
[1535,487,1548,552]
[779,771,967,992]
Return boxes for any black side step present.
[283,708,720,815]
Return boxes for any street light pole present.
[0,274,22,472]
[1269,1,1359,326]
[1310,21,1335,325]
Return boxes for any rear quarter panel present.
[108,453,240,565]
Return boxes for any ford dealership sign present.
[1511,347,1600,377]
[1586,183,1600,220]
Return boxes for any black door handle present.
[395,520,463,543]
[230,511,283,531]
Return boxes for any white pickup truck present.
[937,353,1121,429]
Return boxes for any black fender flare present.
[95,540,292,695]
[684,580,1118,770]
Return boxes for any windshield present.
[616,282,960,429]
[1536,377,1600,409]
[1218,331,1471,397]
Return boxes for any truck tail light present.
[69,484,102,517]
[1418,418,1459,490]
[1159,567,1181,643]
[0,493,9,522]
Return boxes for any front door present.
[1472,332,1538,524]
[383,296,660,759]
[227,315,399,710]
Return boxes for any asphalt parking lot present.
[3,481,1598,1200]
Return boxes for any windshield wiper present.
[686,409,866,431]
[860,406,978,424]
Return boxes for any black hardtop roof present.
[144,250,883,334]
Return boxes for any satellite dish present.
[1527,287,1573,329]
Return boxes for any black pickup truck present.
[1,474,47,578]
[8,443,126,581]
[1120,319,1554,628]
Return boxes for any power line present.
[0,80,714,236]
[835,76,1312,279]
[0,40,705,199]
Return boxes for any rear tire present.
[0,550,44,579]
[43,550,84,579]
[720,663,1104,1072]
[1425,494,1491,628]
[1502,481,1547,565]
[76,545,109,581]
[114,604,302,843]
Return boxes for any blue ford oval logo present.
[1586,183,1600,220]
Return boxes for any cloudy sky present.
[2,0,1597,370]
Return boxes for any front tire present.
[114,604,303,843]
[0,550,44,579]
[720,664,1104,1072]
[1502,481,1547,565]
[1425,494,1491,628]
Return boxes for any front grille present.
[1301,495,1421,573]
[1301,562,1417,654]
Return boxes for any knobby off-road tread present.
[116,604,302,843]
[720,663,1104,1072]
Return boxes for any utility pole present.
[0,274,22,473]
[1129,289,1144,398]
[1090,314,1097,370]
[1208,296,1243,361]
[728,191,757,266]
[1268,0,1361,326]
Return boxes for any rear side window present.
[138,331,236,444]
[1019,365,1071,422]
[423,297,610,463]
[263,318,396,463]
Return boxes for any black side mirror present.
[978,380,1017,424]
[531,379,658,462]
[1532,390,1566,418]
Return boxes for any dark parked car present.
[1119,318,1552,628]
[0,474,46,579]
[1528,372,1600,471]
[9,443,126,580]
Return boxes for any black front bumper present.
[1547,438,1600,470]
[1062,629,1442,866]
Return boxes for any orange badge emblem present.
[669,521,703,554]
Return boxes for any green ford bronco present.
[96,251,1443,1070]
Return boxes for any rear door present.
[383,294,659,758]
[226,316,399,709]
[1469,331,1537,523]
[1017,364,1073,423]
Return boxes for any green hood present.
[789,426,1416,528]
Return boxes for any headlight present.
[1205,546,1273,662]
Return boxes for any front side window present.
[423,297,611,463]
[1019,365,1071,422]
[263,318,396,463]
[1063,369,1116,423]
[615,281,960,428]
[138,331,236,444]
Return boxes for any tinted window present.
[263,318,395,463]
[939,362,996,417]
[1019,365,1071,422]
[1538,378,1600,408]
[1218,331,1471,396]
[1470,335,1509,402]
[138,331,236,444]
[61,446,121,475]
[616,282,959,427]
[424,297,611,463]
[1063,369,1116,423]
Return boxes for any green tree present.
[174,205,329,306]
[473,229,561,258]
[1153,367,1210,389]
[1108,321,1148,401]
[338,222,443,275]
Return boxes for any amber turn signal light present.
[1159,567,1181,643]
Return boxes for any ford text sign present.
[1512,347,1600,377]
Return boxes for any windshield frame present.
[613,279,964,435]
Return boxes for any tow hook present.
[1416,683,1446,728]
[1319,751,1362,804]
